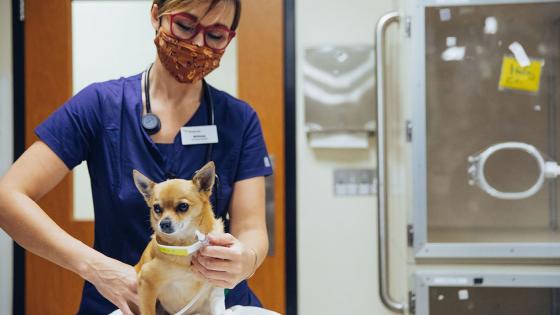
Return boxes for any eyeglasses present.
[163,12,236,51]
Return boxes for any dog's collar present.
[155,230,209,257]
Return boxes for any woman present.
[0,0,272,314]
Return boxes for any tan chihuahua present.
[132,162,226,315]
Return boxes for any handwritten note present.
[498,56,543,93]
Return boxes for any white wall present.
[296,1,406,314]
[0,0,14,313]
[71,0,238,220]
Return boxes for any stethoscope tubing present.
[141,63,221,215]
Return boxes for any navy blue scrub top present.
[34,73,273,315]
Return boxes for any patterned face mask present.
[154,30,225,84]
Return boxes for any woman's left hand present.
[191,233,256,289]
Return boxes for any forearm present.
[228,176,268,277]
[0,188,105,280]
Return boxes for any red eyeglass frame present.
[163,12,237,52]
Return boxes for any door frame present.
[12,0,26,313]
[284,0,298,314]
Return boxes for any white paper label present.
[180,125,219,145]
[458,289,470,300]
[508,41,531,67]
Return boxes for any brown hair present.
[153,0,242,30]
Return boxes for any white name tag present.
[180,125,219,145]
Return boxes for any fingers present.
[118,301,134,315]
[91,260,139,315]
[192,256,227,278]
[125,290,140,308]
[207,233,236,246]
[192,256,237,288]
[129,279,138,294]
[200,245,239,260]
[195,254,231,272]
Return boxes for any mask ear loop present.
[156,17,162,35]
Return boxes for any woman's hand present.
[81,256,139,315]
[191,233,257,289]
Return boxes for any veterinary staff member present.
[0,0,273,314]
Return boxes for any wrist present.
[74,250,107,283]
[244,247,258,280]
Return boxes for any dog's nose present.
[159,219,174,234]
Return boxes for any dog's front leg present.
[138,262,160,315]
[209,287,227,315]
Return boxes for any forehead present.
[153,180,198,201]
[173,1,235,27]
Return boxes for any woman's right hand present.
[81,256,139,315]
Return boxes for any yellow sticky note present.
[498,56,543,93]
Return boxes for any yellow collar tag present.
[157,246,191,256]
[155,230,207,257]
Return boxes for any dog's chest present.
[157,265,209,314]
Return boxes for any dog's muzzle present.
[159,218,175,234]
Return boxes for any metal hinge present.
[406,120,413,142]
[407,224,414,247]
[409,291,416,314]
[19,0,25,21]
[405,16,412,38]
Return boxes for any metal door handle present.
[375,11,404,314]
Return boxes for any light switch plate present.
[334,169,377,196]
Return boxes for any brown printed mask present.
[154,30,225,84]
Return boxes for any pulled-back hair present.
[153,0,241,30]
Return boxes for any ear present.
[193,161,216,193]
[150,4,160,33]
[133,170,155,201]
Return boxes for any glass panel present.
[429,287,560,315]
[71,0,238,221]
[425,3,560,243]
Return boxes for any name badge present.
[180,125,219,145]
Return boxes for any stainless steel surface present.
[303,45,376,133]
[415,271,560,315]
[416,242,560,258]
[375,10,404,314]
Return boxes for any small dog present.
[132,162,226,315]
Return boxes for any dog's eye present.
[177,203,189,212]
[153,204,162,214]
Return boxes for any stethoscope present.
[141,64,224,219]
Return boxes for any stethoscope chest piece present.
[142,112,161,135]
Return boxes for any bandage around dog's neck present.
[155,230,209,257]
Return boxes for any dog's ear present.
[193,161,216,193]
[133,170,155,201]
